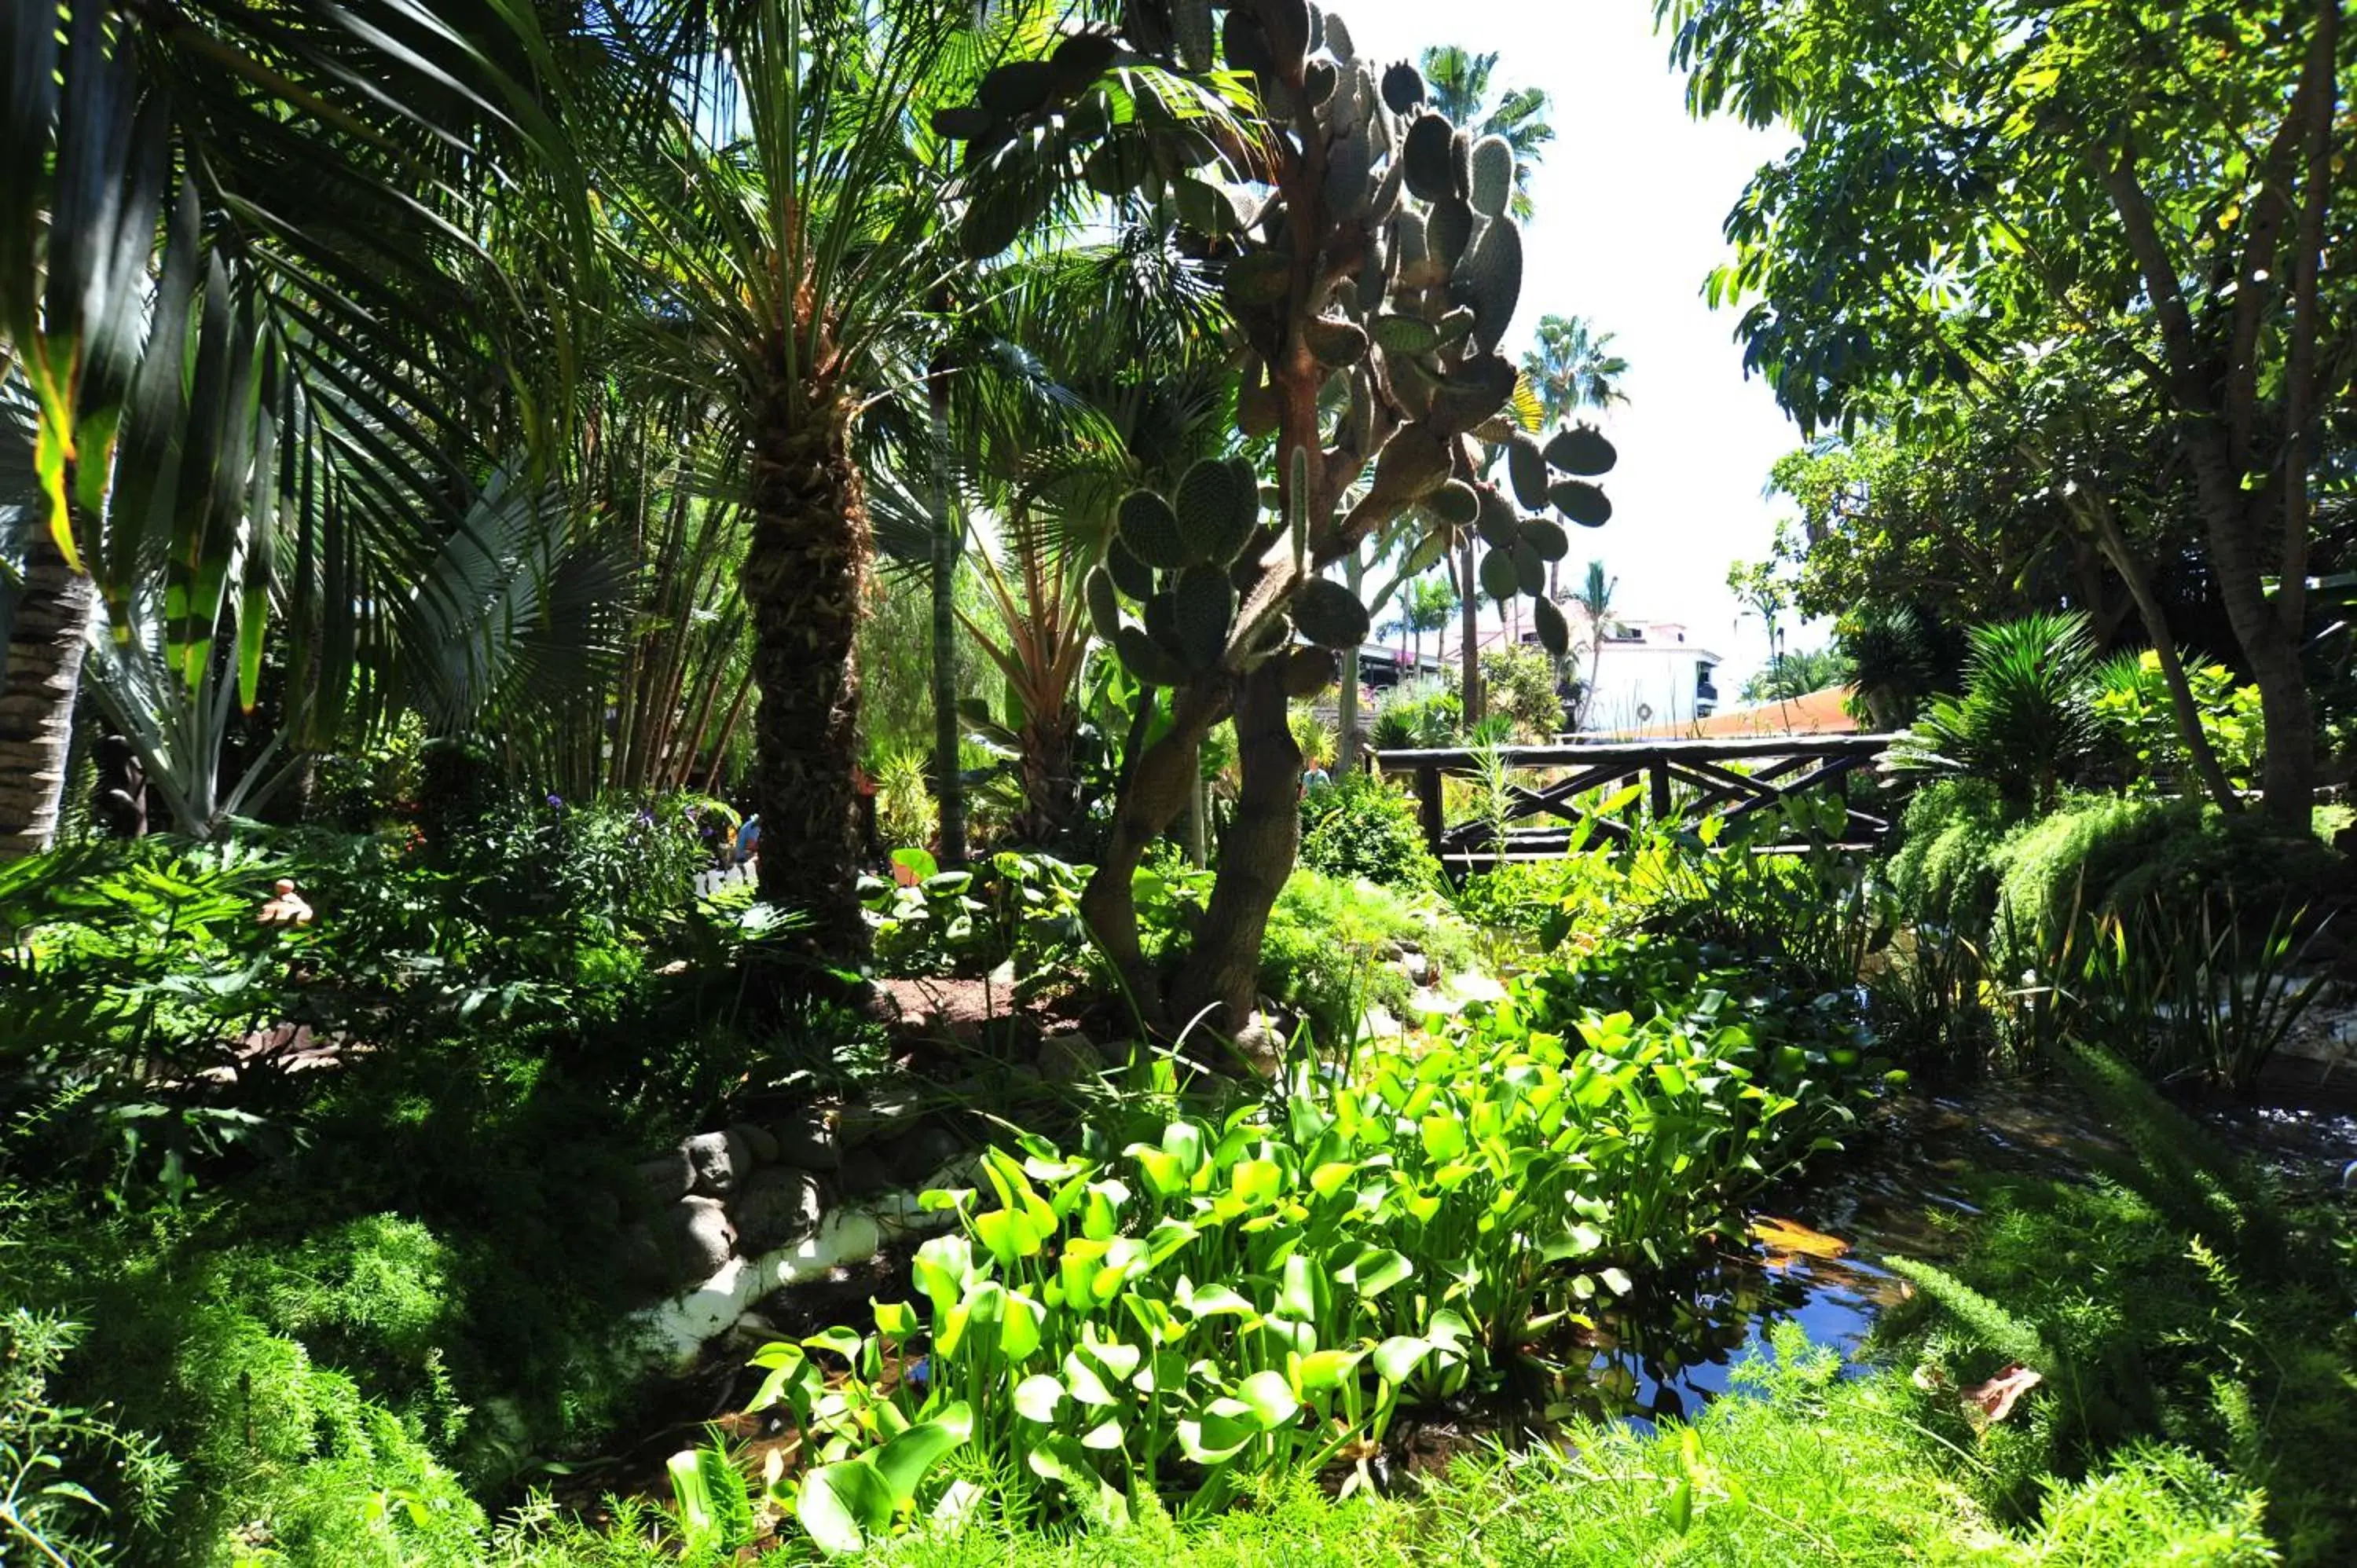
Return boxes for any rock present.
[893,1123,969,1187]
[1037,1032,1107,1085]
[631,1149,694,1214]
[841,1090,922,1149]
[1402,951,1429,984]
[658,1196,736,1285]
[836,1148,896,1199]
[731,1166,825,1252]
[774,1103,842,1171]
[576,1185,623,1232]
[731,1121,780,1164]
[685,1130,750,1196]
[1380,939,1406,961]
[618,1222,669,1291]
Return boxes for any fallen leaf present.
[1961,1363,2043,1425]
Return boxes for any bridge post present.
[1649,759,1671,822]
[1414,764,1445,857]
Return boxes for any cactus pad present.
[1381,61,1426,114]
[1303,315,1369,367]
[1533,596,1569,658]
[1175,562,1237,671]
[1281,645,1340,696]
[1506,434,1549,510]
[1550,478,1613,527]
[1430,479,1480,527]
[1479,547,1519,604]
[1402,113,1455,202]
[1292,578,1373,648]
[1106,537,1156,599]
[1545,424,1618,476]
[1521,517,1570,562]
[1116,625,1188,687]
[1119,489,1195,569]
[1457,217,1522,353]
[1470,135,1514,218]
[1085,564,1123,640]
[1175,457,1258,564]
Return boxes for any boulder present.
[630,1149,695,1214]
[841,1091,922,1149]
[658,1196,736,1286]
[685,1130,750,1196]
[835,1147,896,1200]
[731,1166,825,1252]
[1037,1032,1108,1086]
[893,1123,970,1187]
[730,1121,780,1165]
[774,1103,842,1171]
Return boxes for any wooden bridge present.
[1369,735,1901,876]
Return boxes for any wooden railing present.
[1369,735,1901,874]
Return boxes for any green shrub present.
[1887,776,2014,932]
[1478,644,1567,742]
[1259,867,1475,1039]
[1298,775,1439,891]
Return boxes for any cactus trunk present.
[1171,659,1300,1064]
[746,383,871,969]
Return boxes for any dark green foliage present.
[1888,776,2014,932]
[1299,775,1440,889]
[1886,612,2102,811]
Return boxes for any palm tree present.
[1403,576,1457,676]
[1570,560,1617,731]
[0,3,575,852]
[585,2,1050,964]
[1417,47,1555,222]
[1525,314,1631,423]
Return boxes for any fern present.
[1888,1257,2059,1375]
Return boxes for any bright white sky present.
[1339,0,1811,687]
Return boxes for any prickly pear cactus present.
[934,0,1617,663]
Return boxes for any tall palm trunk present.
[0,533,93,859]
[1335,552,1363,773]
[927,353,966,866]
[745,387,871,965]
[1457,536,1483,725]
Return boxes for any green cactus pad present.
[1515,547,1546,596]
[1533,596,1570,658]
[1430,354,1517,434]
[1247,608,1294,658]
[1144,588,1183,655]
[1381,62,1426,115]
[1281,645,1340,696]
[931,104,993,141]
[1520,517,1570,562]
[1222,8,1275,78]
[1325,14,1357,61]
[978,60,1057,117]
[1430,479,1480,527]
[1545,425,1618,476]
[1084,565,1123,640]
[1429,197,1474,270]
[1119,490,1196,569]
[1475,485,1520,548]
[1394,207,1428,268]
[1237,381,1280,439]
[1224,251,1293,308]
[1175,563,1237,670]
[1435,304,1478,343]
[1470,135,1514,218]
[1116,625,1188,687]
[1292,578,1373,648]
[1479,547,1519,604]
[1370,422,1452,501]
[1506,434,1550,510]
[1106,537,1156,599]
[1263,0,1312,70]
[1303,316,1369,367]
[1458,218,1522,354]
[1402,113,1455,202]
[1176,459,1258,563]
[1550,478,1613,527]
[1371,313,1441,354]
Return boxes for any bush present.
[1299,775,1439,890]
[1887,776,2014,932]
[1479,644,1567,741]
[1259,866,1475,1039]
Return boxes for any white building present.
[1573,617,1722,735]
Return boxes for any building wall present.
[1582,644,1718,734]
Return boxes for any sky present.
[1336,0,1812,689]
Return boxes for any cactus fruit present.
[1292,577,1373,647]
[1521,517,1570,561]
[1402,112,1454,201]
[1506,434,1550,510]
[1551,478,1613,527]
[1545,424,1618,476]
[1106,537,1157,599]
[1469,134,1513,218]
[1534,596,1570,658]
[1175,562,1237,670]
[1381,60,1424,114]
[1371,313,1441,354]
[1303,315,1369,367]
[1455,217,1522,353]
[1120,490,1194,569]
[1116,625,1188,686]
[1430,479,1479,527]
[1085,564,1123,639]
[1281,644,1340,696]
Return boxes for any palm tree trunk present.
[928,357,966,866]
[745,388,871,967]
[1336,553,1363,773]
[0,533,94,860]
[1457,536,1483,726]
